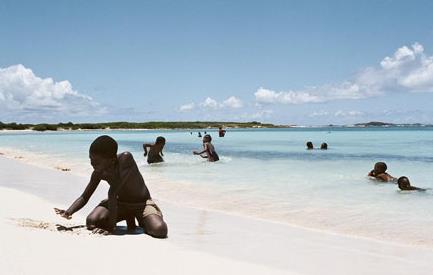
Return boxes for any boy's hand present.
[92,228,111,235]
[54,208,72,219]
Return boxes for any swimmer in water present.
[306,141,314,150]
[320,142,328,150]
[143,136,166,164]
[368,162,397,182]
[397,176,426,191]
[193,134,219,162]
[54,135,168,237]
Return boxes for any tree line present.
[0,121,277,131]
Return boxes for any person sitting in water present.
[54,135,168,237]
[198,132,202,138]
[306,141,314,150]
[397,176,426,191]
[143,136,166,164]
[193,134,219,162]
[368,162,396,182]
[320,142,328,150]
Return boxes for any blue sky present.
[1,0,433,125]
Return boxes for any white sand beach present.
[1,155,433,275]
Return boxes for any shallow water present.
[1,127,433,246]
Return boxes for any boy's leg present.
[86,205,110,231]
[138,200,167,238]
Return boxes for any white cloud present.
[0,64,105,120]
[380,44,421,69]
[334,110,364,117]
[399,56,433,90]
[309,111,330,117]
[308,110,363,118]
[179,96,244,111]
[255,87,321,104]
[201,97,219,109]
[221,96,243,108]
[255,42,433,105]
[179,102,195,112]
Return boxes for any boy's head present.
[89,135,118,172]
[320,142,328,150]
[156,136,166,144]
[373,162,387,174]
[306,141,313,149]
[203,134,212,142]
[397,176,411,190]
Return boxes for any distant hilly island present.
[352,121,433,127]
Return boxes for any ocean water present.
[1,127,433,246]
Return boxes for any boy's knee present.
[86,215,97,230]
[146,221,168,238]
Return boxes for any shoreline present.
[2,156,433,274]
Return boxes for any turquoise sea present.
[1,127,433,246]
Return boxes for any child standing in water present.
[143,136,166,164]
[193,134,219,162]
[368,162,396,182]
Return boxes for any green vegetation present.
[354,121,395,127]
[0,121,280,131]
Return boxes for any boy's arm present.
[143,143,151,156]
[193,144,207,156]
[193,149,208,157]
[376,173,396,182]
[55,171,101,218]
[195,143,210,158]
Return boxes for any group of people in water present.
[54,132,222,237]
[368,161,427,191]
[193,127,226,139]
[306,141,328,150]
[144,133,220,164]
[53,131,426,238]
[304,141,427,192]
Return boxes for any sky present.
[1,0,433,125]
